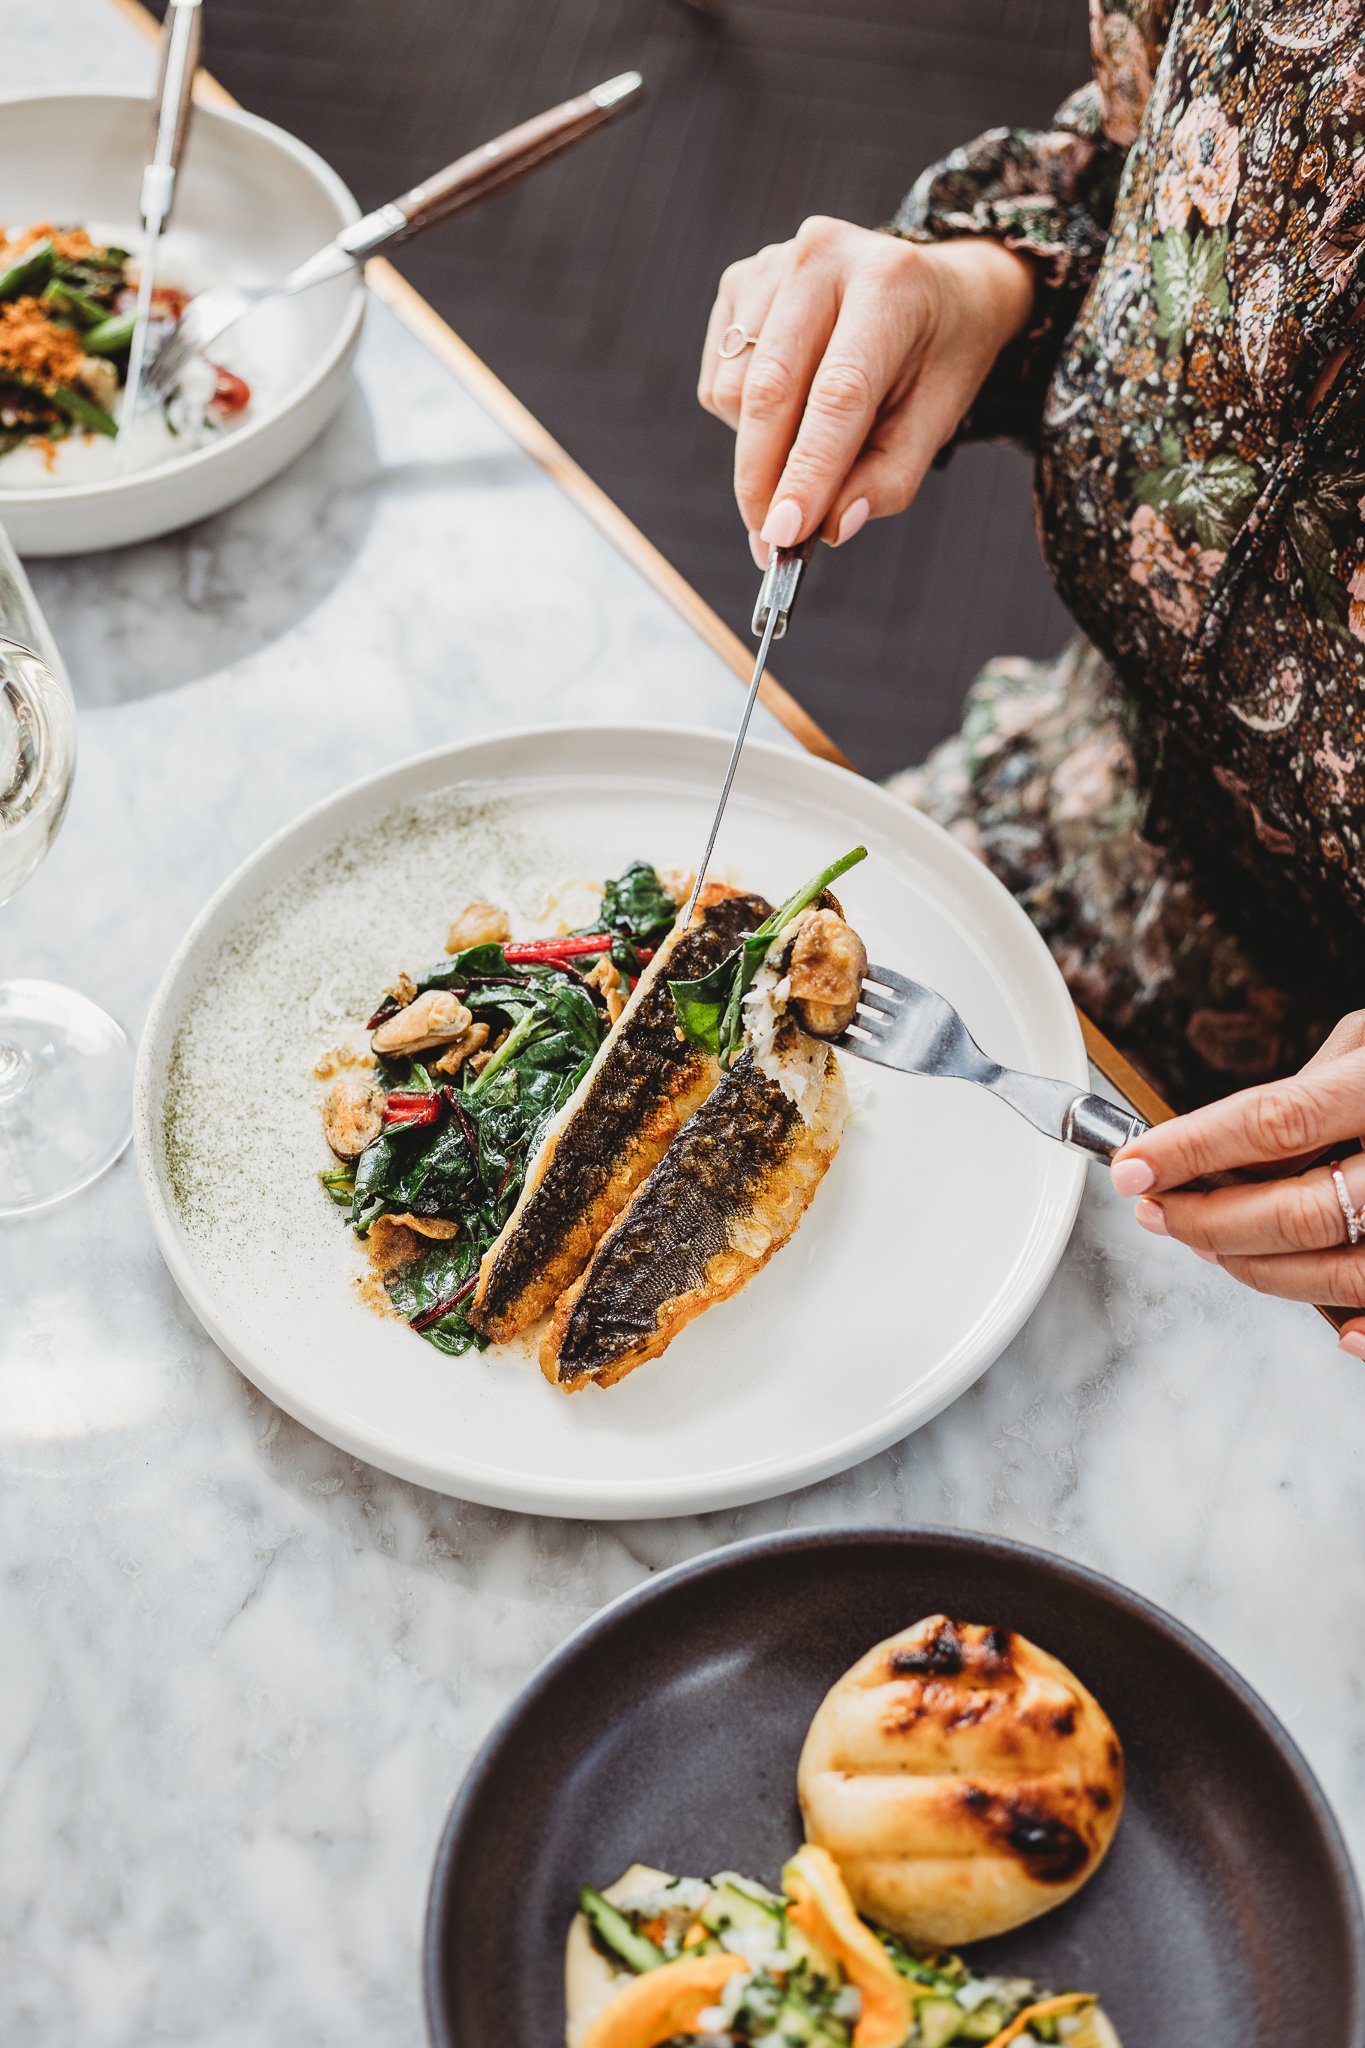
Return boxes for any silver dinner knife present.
[117,0,202,457]
[683,540,815,921]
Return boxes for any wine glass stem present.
[0,1036,34,1115]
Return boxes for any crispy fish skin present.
[542,1041,849,1390]
[468,886,771,1343]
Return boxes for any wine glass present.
[0,523,132,1216]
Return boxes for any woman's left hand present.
[1108,1011,1365,1354]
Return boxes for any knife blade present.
[117,0,203,466]
[682,539,815,922]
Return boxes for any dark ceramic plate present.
[426,1528,1364,2047]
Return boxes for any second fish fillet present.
[541,1029,850,1391]
[468,884,771,1343]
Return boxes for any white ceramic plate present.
[0,91,364,555]
[135,726,1087,1518]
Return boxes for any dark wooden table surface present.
[147,0,1087,776]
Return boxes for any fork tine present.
[145,325,187,392]
[832,1025,898,1065]
[829,967,913,1065]
[149,334,198,393]
[863,961,920,997]
[146,287,236,393]
[145,342,179,394]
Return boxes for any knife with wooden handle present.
[389,72,644,237]
[332,73,645,265]
[142,72,648,391]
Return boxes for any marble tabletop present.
[5,4,1365,2043]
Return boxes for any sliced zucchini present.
[771,1991,848,2045]
[916,1999,966,2048]
[954,2002,1012,2041]
[578,1885,668,1974]
[700,1877,786,1942]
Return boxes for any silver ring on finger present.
[1332,1166,1363,1245]
[718,323,759,360]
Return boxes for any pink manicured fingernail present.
[749,531,769,569]
[834,496,870,546]
[1134,1197,1168,1236]
[760,498,803,548]
[1193,1248,1219,1264]
[1339,1331,1365,1360]
[1111,1158,1155,1196]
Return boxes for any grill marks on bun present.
[797,1614,1125,1947]
[957,1784,1092,1885]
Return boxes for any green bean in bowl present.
[0,220,251,483]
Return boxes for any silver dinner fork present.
[834,963,1150,1163]
[144,72,643,398]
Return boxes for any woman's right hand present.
[697,217,1036,562]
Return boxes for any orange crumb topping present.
[0,297,87,393]
[0,221,97,265]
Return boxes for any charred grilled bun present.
[797,1615,1123,1945]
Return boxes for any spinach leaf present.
[600,859,676,942]
[666,956,733,1059]
[669,846,867,1068]
[351,1120,429,1230]
[595,859,677,970]
[384,1113,483,1219]
[515,980,603,1065]
[347,946,609,1351]
[418,941,518,992]
[384,1238,487,1356]
[344,862,683,1354]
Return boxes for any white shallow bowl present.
[135,725,1088,1519]
[0,90,364,555]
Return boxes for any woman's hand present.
[1109,1012,1365,1353]
[697,218,1035,561]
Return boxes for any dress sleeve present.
[888,1,1175,449]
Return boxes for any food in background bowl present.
[798,1618,1124,1946]
[565,1847,1120,2048]
[0,221,250,483]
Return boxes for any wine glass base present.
[0,978,133,1218]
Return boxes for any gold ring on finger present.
[1332,1167,1363,1246]
[718,323,758,359]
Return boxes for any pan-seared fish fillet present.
[542,1027,849,1391]
[468,885,771,1343]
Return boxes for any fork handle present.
[387,75,643,240]
[1062,1093,1149,1162]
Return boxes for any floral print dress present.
[886,0,1365,1105]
